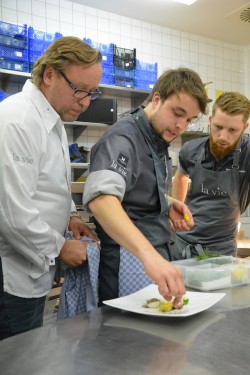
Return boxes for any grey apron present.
[132,111,172,260]
[175,146,241,259]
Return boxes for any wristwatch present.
[70,211,82,220]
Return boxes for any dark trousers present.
[0,258,46,340]
[98,242,120,306]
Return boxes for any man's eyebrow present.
[173,106,187,114]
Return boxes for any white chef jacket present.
[0,80,76,297]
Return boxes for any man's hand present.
[59,239,88,267]
[143,251,186,307]
[69,217,100,248]
[168,199,194,232]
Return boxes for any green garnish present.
[195,248,221,261]
[182,297,189,305]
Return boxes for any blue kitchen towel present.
[57,232,100,320]
[118,246,154,297]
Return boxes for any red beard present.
[209,134,242,159]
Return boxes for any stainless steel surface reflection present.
[1,285,250,375]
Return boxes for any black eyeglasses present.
[59,70,102,100]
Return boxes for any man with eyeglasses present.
[0,36,102,340]
[172,91,250,259]
[83,67,209,305]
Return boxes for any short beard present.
[209,132,243,159]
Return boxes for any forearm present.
[172,170,189,202]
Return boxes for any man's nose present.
[78,95,92,106]
[176,118,189,131]
[218,128,229,140]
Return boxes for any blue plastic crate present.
[28,39,51,57]
[135,70,157,82]
[83,38,113,54]
[28,47,50,64]
[114,67,135,79]
[0,33,27,49]
[28,27,62,42]
[0,45,28,62]
[0,59,29,72]
[83,38,114,67]
[0,21,27,37]
[135,60,158,81]
[114,76,135,88]
[0,89,10,102]
[101,52,113,66]
[102,65,114,75]
[28,27,62,62]
[135,79,155,91]
[100,73,114,85]
[136,60,157,73]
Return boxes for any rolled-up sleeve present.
[83,170,126,214]
[83,127,139,213]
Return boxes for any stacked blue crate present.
[83,38,114,85]
[28,27,62,72]
[113,45,136,88]
[135,60,158,91]
[0,21,29,72]
[0,88,10,102]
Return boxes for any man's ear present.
[244,121,249,131]
[43,65,54,85]
[151,92,161,107]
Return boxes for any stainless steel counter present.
[1,284,250,375]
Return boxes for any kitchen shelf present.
[65,121,109,128]
[71,162,89,169]
[71,181,85,193]
[0,69,149,103]
[64,121,109,141]
[0,69,30,90]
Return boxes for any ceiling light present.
[169,0,198,5]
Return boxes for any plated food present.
[143,297,189,312]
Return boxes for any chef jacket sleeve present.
[83,129,139,213]
[0,122,65,275]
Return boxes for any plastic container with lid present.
[172,256,250,291]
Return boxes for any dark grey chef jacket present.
[83,107,173,302]
[83,106,173,248]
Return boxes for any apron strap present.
[232,147,241,169]
[132,110,170,212]
[182,244,205,259]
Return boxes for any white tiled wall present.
[1,0,249,152]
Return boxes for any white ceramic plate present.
[103,284,225,317]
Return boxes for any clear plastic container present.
[172,256,250,291]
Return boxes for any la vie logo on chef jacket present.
[110,153,128,177]
[200,183,228,197]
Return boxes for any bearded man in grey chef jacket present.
[83,67,209,304]
[0,36,102,340]
[172,91,250,259]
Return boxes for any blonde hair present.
[32,36,102,87]
[147,66,209,115]
[212,91,250,122]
